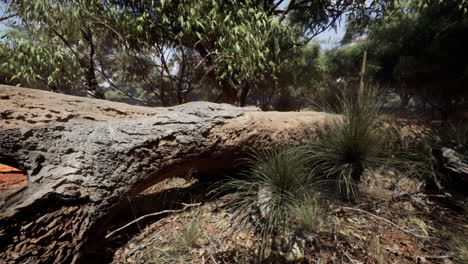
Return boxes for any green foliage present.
[449,237,468,263]
[0,26,79,92]
[216,146,326,258]
[292,195,328,234]
[335,0,468,114]
[308,87,391,200]
[103,0,302,104]
[176,218,203,250]
[322,42,380,84]
[272,44,325,111]
[1,0,109,97]
[2,0,467,108]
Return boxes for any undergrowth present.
[215,146,328,260]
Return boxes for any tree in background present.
[0,0,110,98]
[326,0,468,118]
[1,0,466,111]
[0,0,396,106]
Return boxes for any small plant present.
[215,146,326,259]
[439,121,468,155]
[292,195,328,234]
[176,217,203,251]
[449,237,468,263]
[308,87,392,200]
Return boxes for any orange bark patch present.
[0,163,28,192]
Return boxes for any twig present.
[205,233,219,264]
[422,255,451,259]
[278,0,296,22]
[106,202,201,239]
[337,242,356,264]
[0,13,17,22]
[339,207,430,239]
[342,250,357,264]
[151,246,170,257]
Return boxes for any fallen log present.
[0,85,163,130]
[0,86,334,263]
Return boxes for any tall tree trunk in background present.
[193,43,240,105]
[238,82,251,107]
[81,28,105,99]
[216,79,240,105]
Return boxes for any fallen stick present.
[106,202,201,239]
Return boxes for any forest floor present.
[109,171,467,264]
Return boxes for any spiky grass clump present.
[449,237,468,263]
[387,145,440,182]
[308,88,392,200]
[292,195,328,234]
[439,121,468,155]
[216,146,326,257]
[176,218,203,251]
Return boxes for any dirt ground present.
[109,172,467,264]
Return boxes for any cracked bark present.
[0,86,430,264]
[0,87,336,263]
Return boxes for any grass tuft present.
[176,217,203,251]
[308,87,392,200]
[215,146,327,259]
[450,237,468,263]
[292,194,328,234]
[439,121,468,155]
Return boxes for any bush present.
[215,146,327,259]
[439,121,468,155]
[308,87,392,200]
[292,194,329,234]
[175,217,203,251]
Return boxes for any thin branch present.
[105,202,201,239]
[0,13,17,22]
[339,243,357,264]
[51,29,83,67]
[278,0,296,22]
[193,51,214,71]
[272,0,286,11]
[95,67,150,106]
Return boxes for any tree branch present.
[278,0,296,22]
[0,13,17,22]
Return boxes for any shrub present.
[176,217,203,251]
[439,121,468,155]
[308,87,392,200]
[292,194,329,234]
[450,237,468,263]
[215,146,327,259]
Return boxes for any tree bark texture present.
[0,86,340,264]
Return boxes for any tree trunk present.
[215,79,239,105]
[0,86,337,264]
[80,28,105,99]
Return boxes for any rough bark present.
[438,147,468,184]
[0,85,163,130]
[0,86,335,264]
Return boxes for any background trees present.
[324,0,468,117]
[0,0,467,116]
